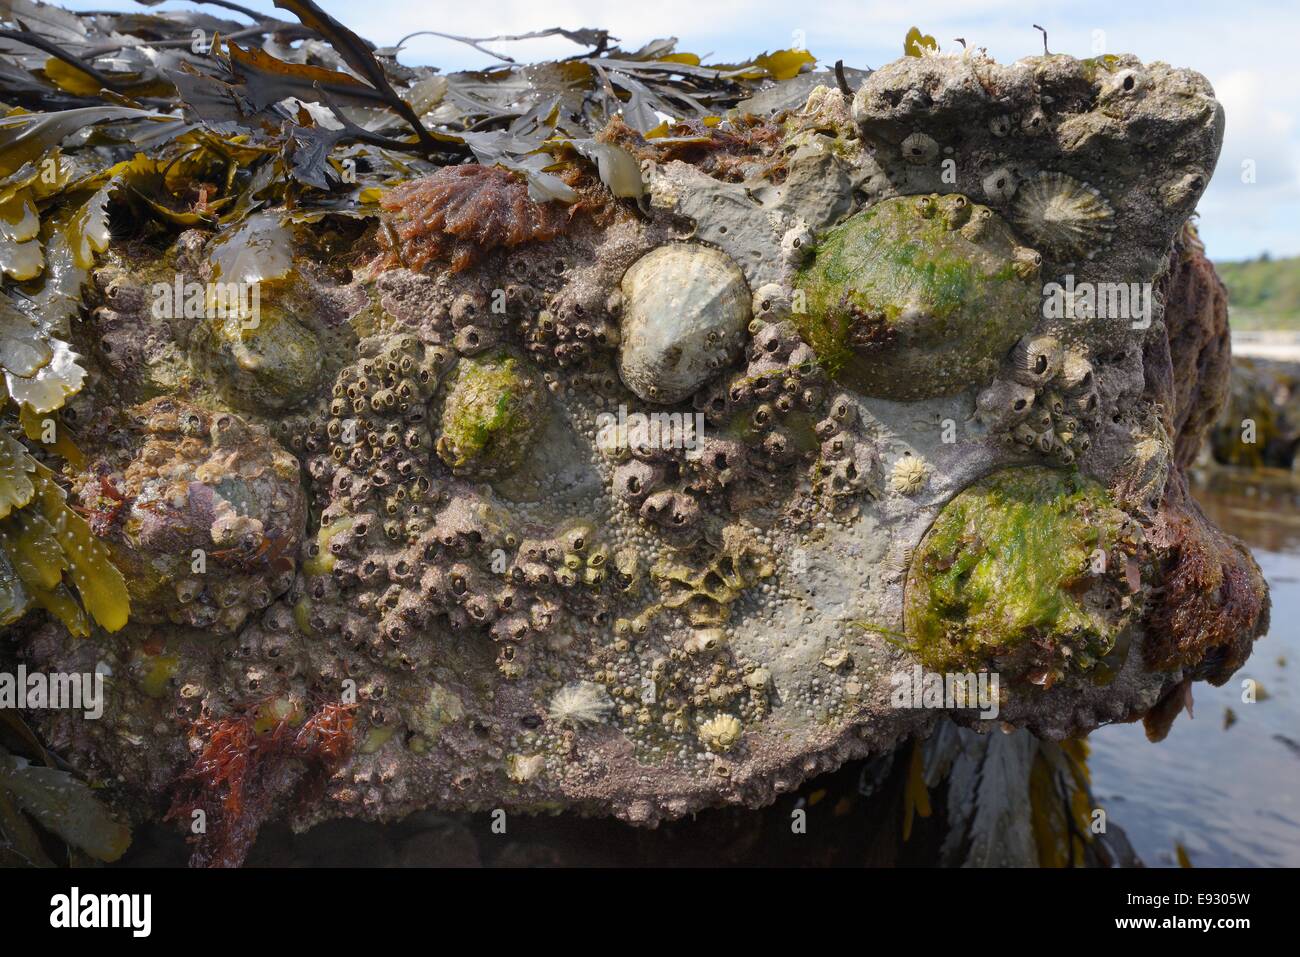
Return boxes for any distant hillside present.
[1215,255,1300,329]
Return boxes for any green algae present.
[436,351,546,477]
[903,467,1139,680]
[793,194,1041,400]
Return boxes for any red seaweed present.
[375,165,571,273]
[165,700,357,867]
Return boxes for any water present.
[1088,478,1300,867]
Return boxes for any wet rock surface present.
[10,47,1267,861]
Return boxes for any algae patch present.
[903,466,1143,684]
[436,352,547,478]
[794,194,1040,399]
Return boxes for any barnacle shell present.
[781,222,815,265]
[547,681,613,728]
[752,283,791,322]
[1009,334,1062,388]
[794,194,1041,400]
[982,167,1018,203]
[1011,172,1114,259]
[900,131,939,164]
[974,378,1036,429]
[888,455,928,495]
[698,713,743,752]
[617,243,751,404]
[1057,350,1095,394]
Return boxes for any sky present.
[58,0,1300,262]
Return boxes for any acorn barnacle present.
[698,713,743,753]
[888,455,929,496]
[1009,334,1062,388]
[982,167,1018,203]
[1010,172,1115,259]
[1057,349,1095,394]
[900,132,940,165]
[974,378,1036,430]
[781,222,816,266]
[547,682,613,728]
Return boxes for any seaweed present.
[377,165,571,273]
[165,700,357,868]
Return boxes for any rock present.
[18,43,1267,853]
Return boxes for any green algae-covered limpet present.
[435,351,547,478]
[903,466,1142,684]
[793,194,1042,400]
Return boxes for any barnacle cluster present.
[605,304,835,530]
[975,335,1100,464]
[286,332,598,679]
[809,390,882,506]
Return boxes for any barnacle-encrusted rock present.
[617,243,751,404]
[74,398,306,634]
[10,42,1269,850]
[793,194,1041,399]
[904,467,1145,686]
[435,352,547,477]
